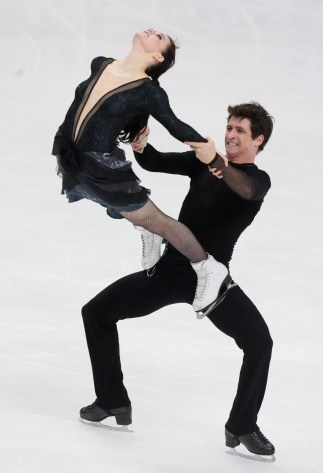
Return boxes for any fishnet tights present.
[121,199,207,263]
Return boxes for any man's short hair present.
[227,102,274,152]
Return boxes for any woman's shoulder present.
[143,80,169,100]
[90,56,115,73]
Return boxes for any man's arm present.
[186,137,269,200]
[131,127,198,177]
[208,157,270,200]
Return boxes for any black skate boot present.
[80,402,132,425]
[225,427,275,462]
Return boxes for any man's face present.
[225,116,263,161]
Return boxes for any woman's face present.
[134,28,170,56]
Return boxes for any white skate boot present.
[191,255,235,319]
[134,226,163,270]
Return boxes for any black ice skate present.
[225,427,276,463]
[80,402,132,432]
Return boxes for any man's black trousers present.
[82,255,273,436]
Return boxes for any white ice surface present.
[1,0,323,472]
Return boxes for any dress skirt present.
[52,132,150,219]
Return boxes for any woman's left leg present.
[121,199,230,314]
[121,198,206,263]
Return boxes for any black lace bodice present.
[57,56,205,153]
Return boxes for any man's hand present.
[185,137,228,167]
[130,126,150,154]
[209,167,224,179]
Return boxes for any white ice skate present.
[191,255,236,319]
[134,225,163,270]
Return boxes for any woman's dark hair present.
[145,36,177,85]
[227,102,274,152]
[119,36,177,144]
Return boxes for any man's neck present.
[228,153,256,165]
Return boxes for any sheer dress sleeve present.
[140,83,206,143]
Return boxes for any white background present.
[1,0,323,471]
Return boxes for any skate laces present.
[248,430,270,446]
[140,232,154,257]
[194,271,211,302]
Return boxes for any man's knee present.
[81,299,103,322]
[258,332,273,363]
[249,328,273,356]
[267,332,273,352]
[81,300,94,322]
[237,325,273,357]
[81,298,118,326]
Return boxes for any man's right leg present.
[81,264,193,413]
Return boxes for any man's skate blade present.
[196,279,237,319]
[80,418,133,433]
[226,447,276,463]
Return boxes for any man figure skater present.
[80,102,275,458]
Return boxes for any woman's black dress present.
[52,56,205,216]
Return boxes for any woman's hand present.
[185,137,227,167]
[130,126,150,153]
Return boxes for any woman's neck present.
[114,50,149,77]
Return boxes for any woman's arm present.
[141,83,207,143]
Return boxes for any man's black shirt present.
[134,144,271,266]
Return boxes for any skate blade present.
[80,418,133,433]
[196,278,237,319]
[226,447,276,463]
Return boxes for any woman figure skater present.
[52,27,230,316]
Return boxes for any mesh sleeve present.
[210,156,271,200]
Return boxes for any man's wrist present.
[208,153,223,168]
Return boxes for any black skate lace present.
[140,233,155,257]
[248,430,269,446]
[140,234,146,256]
